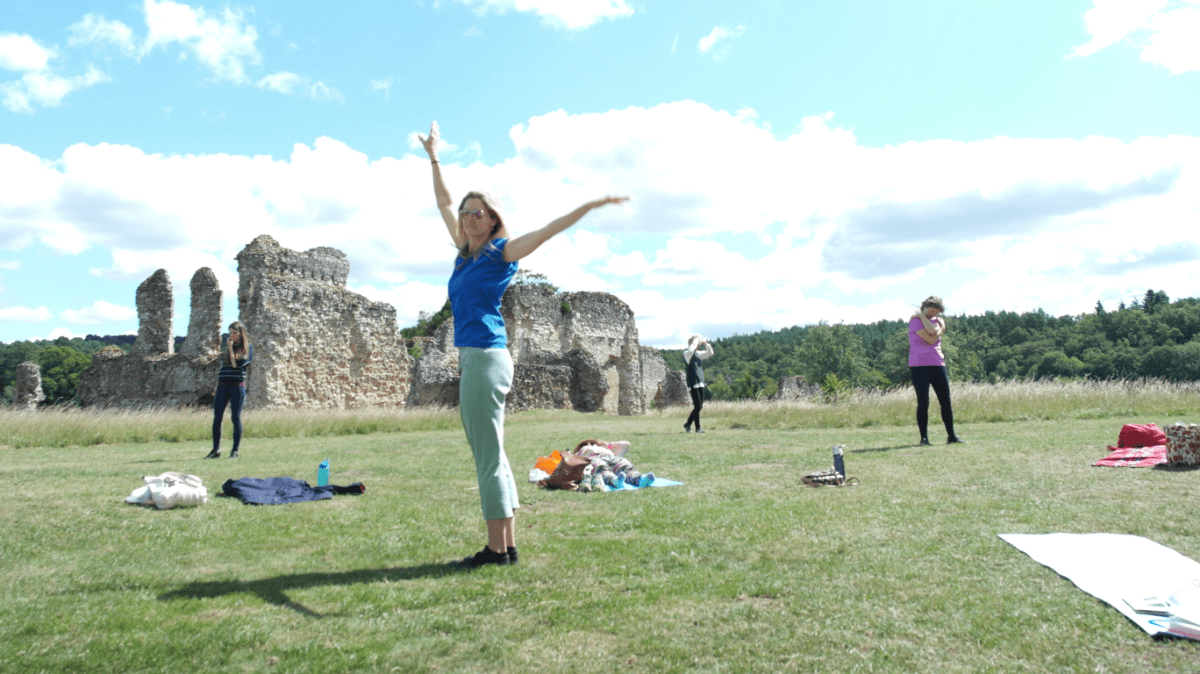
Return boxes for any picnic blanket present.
[1093,445,1168,468]
[1000,533,1200,640]
[222,477,365,505]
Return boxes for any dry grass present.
[659,377,1200,431]
[0,404,463,449]
[4,378,1200,449]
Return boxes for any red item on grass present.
[1094,445,1168,468]
[1118,423,1166,448]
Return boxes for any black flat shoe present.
[947,436,966,444]
[919,438,931,446]
[203,449,220,459]
[229,448,239,458]
[684,425,692,433]
[507,546,519,565]
[452,546,510,570]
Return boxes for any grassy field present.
[3,382,1200,673]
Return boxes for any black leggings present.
[911,366,955,439]
[685,388,704,430]
[213,384,246,451]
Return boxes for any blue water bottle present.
[318,458,330,487]
[832,445,845,479]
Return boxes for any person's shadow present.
[850,444,924,454]
[159,563,458,617]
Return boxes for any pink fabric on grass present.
[1093,445,1167,468]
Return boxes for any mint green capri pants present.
[458,347,520,520]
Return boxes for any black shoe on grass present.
[452,546,510,570]
[204,449,220,459]
[919,438,931,446]
[507,547,519,565]
[947,436,966,444]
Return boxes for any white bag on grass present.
[125,472,208,509]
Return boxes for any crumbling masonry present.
[79,236,687,413]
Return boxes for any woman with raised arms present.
[418,122,629,569]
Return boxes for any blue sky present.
[2,0,1198,347]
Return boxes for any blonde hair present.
[457,191,509,257]
[227,321,250,366]
[920,296,945,313]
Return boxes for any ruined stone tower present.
[79,237,685,412]
[77,268,224,408]
[235,235,413,408]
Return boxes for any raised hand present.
[418,121,440,160]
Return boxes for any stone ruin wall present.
[77,268,224,408]
[12,361,46,410]
[235,235,413,409]
[502,285,634,414]
[405,284,691,414]
[78,236,688,413]
[775,375,822,401]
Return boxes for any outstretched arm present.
[417,122,462,248]
[503,196,629,263]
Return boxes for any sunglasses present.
[459,209,488,220]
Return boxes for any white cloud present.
[698,25,746,61]
[1072,0,1200,73]
[0,33,55,71]
[257,71,342,101]
[141,0,261,83]
[2,102,1198,346]
[68,14,138,56]
[60,300,137,325]
[0,260,19,270]
[0,305,52,322]
[0,33,111,113]
[451,0,635,30]
[2,65,110,114]
[1141,1,1200,73]
[369,77,395,98]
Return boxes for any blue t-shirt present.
[448,238,519,348]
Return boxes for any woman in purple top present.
[418,122,628,569]
[909,296,964,446]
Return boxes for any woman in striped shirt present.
[205,321,253,459]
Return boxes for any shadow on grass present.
[1152,463,1200,473]
[159,563,458,617]
[850,444,923,454]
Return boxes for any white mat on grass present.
[999,533,1200,637]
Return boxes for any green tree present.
[36,346,92,405]
[1143,289,1169,314]
[798,325,869,388]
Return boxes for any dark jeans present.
[685,387,705,430]
[911,366,955,439]
[213,384,246,451]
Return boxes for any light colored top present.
[448,238,519,349]
[682,342,714,365]
[908,316,945,367]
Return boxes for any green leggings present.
[458,347,520,520]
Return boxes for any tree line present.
[0,334,187,405]
[6,290,1197,406]
[662,290,1200,400]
